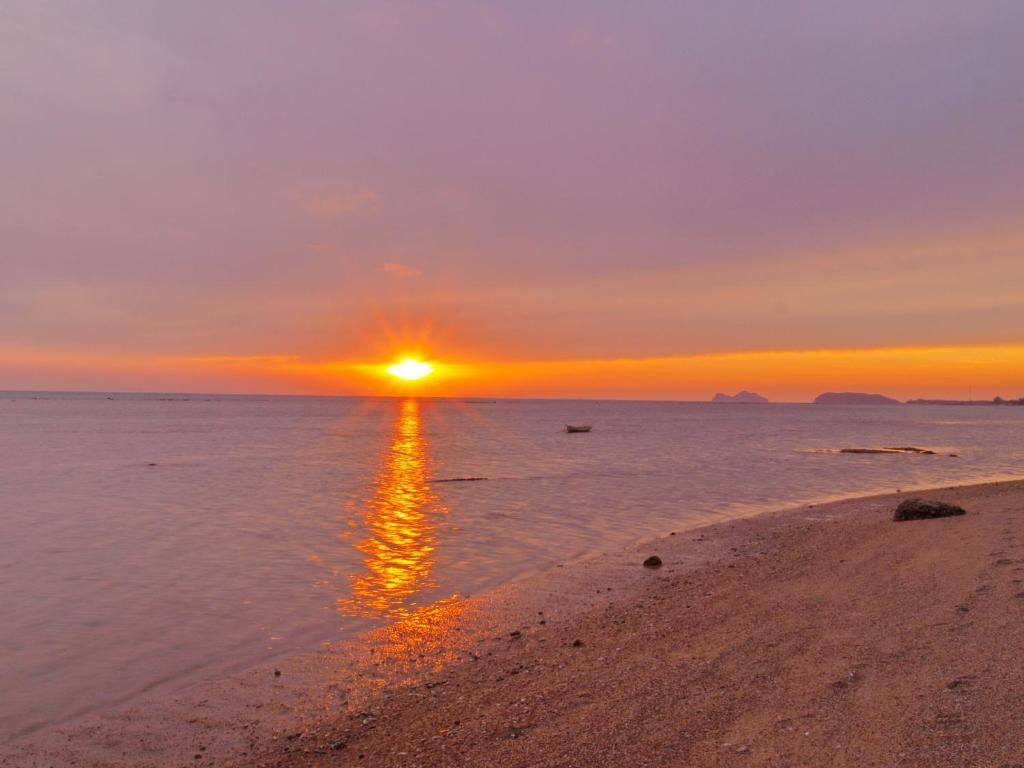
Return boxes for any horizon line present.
[1,386,843,405]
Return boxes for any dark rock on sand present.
[946,676,977,689]
[893,499,966,522]
[643,555,663,568]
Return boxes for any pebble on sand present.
[643,555,663,568]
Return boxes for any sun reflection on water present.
[337,398,453,623]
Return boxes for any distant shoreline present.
[908,398,1024,406]
[5,389,1024,406]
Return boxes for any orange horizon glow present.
[2,342,1024,402]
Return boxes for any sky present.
[2,1,1023,400]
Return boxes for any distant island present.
[813,392,901,406]
[712,390,769,404]
[908,396,1024,406]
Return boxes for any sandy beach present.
[236,479,1024,768]
[6,478,1024,768]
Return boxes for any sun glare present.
[387,359,434,381]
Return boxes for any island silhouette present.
[711,390,769,403]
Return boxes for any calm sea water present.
[2,392,1024,740]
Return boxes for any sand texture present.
[248,480,1024,767]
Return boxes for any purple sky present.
[2,1,1023,390]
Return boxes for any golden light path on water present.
[336,398,465,659]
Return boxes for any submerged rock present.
[893,499,966,521]
[643,555,663,568]
[839,447,935,455]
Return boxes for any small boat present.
[565,424,592,433]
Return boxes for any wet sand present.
[7,480,1024,767]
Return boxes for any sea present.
[2,391,1023,741]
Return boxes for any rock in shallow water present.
[893,498,966,521]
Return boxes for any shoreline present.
[6,478,1024,766]
[257,478,1024,767]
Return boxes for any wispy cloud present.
[567,20,624,60]
[382,262,422,278]
[294,187,381,218]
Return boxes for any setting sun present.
[386,359,434,381]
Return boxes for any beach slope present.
[256,480,1024,767]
